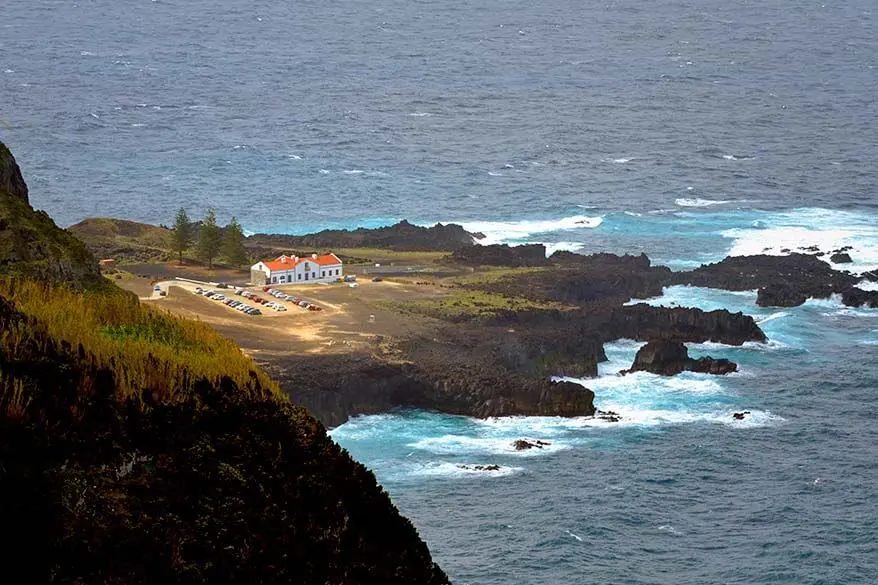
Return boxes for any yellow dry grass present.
[0,279,281,404]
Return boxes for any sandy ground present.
[126,276,446,359]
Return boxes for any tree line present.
[170,208,248,270]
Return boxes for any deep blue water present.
[3,1,877,583]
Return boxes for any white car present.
[348,283,359,288]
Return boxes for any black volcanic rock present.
[248,219,475,252]
[841,287,878,308]
[448,243,549,267]
[604,304,767,345]
[628,339,690,375]
[830,252,853,263]
[626,340,737,376]
[477,252,670,304]
[672,254,858,299]
[0,143,28,204]
[757,283,807,307]
[513,439,551,450]
[269,352,596,428]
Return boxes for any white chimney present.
[312,253,317,259]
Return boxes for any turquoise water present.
[3,0,878,582]
[332,285,878,585]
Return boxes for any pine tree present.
[170,208,192,265]
[196,208,222,270]
[222,217,249,268]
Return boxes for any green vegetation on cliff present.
[0,145,103,288]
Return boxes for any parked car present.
[153,285,162,292]
[371,277,383,282]
[217,282,229,289]
[348,283,359,288]
[251,309,262,316]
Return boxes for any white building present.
[250,253,343,286]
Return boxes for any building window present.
[321,271,325,278]
[312,272,316,279]
[298,274,302,280]
[271,276,277,284]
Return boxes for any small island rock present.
[626,339,737,376]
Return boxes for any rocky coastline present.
[59,193,873,429]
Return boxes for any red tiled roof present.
[261,253,341,272]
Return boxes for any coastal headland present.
[71,214,876,428]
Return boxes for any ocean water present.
[3,0,878,583]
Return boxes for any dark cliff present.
[0,296,449,584]
[0,143,450,584]
[0,142,29,204]
[267,349,596,430]
[0,142,103,288]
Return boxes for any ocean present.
[2,0,877,583]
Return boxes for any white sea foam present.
[407,461,522,479]
[409,112,433,117]
[544,242,585,255]
[409,435,571,457]
[754,311,790,325]
[487,171,504,176]
[318,169,330,174]
[455,214,603,246]
[857,280,878,292]
[343,169,365,174]
[721,208,878,275]
[287,154,302,160]
[675,197,730,207]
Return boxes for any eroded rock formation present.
[625,339,737,376]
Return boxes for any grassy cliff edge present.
[0,142,450,583]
